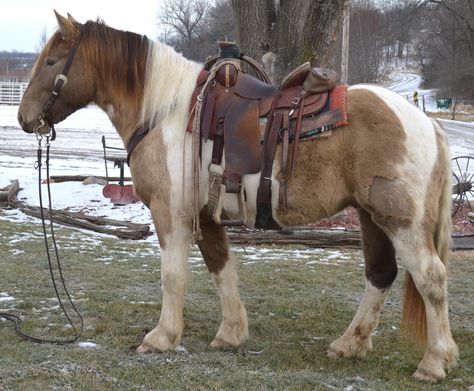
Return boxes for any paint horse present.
[17,12,458,382]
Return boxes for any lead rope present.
[0,132,83,344]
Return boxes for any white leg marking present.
[328,281,388,358]
[394,236,459,381]
[210,259,249,348]
[138,222,191,353]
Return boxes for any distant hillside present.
[0,52,36,76]
[0,52,36,60]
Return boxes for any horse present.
[17,12,458,382]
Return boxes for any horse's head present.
[18,11,95,135]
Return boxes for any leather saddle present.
[189,42,340,229]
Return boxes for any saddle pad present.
[298,84,348,140]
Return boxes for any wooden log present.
[226,228,362,248]
[452,232,474,250]
[13,202,150,240]
[227,228,474,250]
[0,180,20,203]
[49,175,133,183]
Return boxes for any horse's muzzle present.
[17,110,50,134]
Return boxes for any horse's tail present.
[401,119,452,343]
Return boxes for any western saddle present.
[188,42,344,230]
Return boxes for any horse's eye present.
[46,58,56,66]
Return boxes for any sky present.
[1,0,162,52]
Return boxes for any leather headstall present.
[36,25,84,141]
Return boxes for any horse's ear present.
[67,13,79,24]
[54,10,76,42]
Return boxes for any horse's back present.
[280,84,449,227]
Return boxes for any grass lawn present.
[0,213,473,390]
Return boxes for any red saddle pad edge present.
[330,84,349,129]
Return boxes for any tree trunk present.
[231,0,348,83]
[231,0,275,61]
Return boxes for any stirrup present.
[210,174,248,226]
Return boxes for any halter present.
[35,26,84,141]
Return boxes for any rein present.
[0,29,86,344]
[0,136,84,343]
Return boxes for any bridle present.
[35,26,84,141]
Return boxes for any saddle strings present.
[0,134,84,344]
[190,58,242,244]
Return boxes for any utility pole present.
[341,3,350,84]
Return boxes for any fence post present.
[452,99,456,120]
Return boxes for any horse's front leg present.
[137,200,191,353]
[198,213,248,348]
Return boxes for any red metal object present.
[102,135,139,205]
[102,183,138,205]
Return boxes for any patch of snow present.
[174,345,187,353]
[78,341,98,348]
[0,292,15,302]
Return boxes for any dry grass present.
[0,214,473,390]
[427,101,474,122]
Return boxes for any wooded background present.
[157,0,474,99]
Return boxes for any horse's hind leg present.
[392,233,458,381]
[328,209,398,358]
[198,213,248,347]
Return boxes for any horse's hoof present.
[210,337,231,349]
[136,343,153,354]
[327,347,344,359]
[413,367,445,382]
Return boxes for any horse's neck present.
[139,42,202,134]
[95,93,140,145]
[95,41,201,147]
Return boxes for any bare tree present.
[158,0,236,61]
[348,4,389,83]
[158,0,211,58]
[419,0,474,98]
[35,26,48,53]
